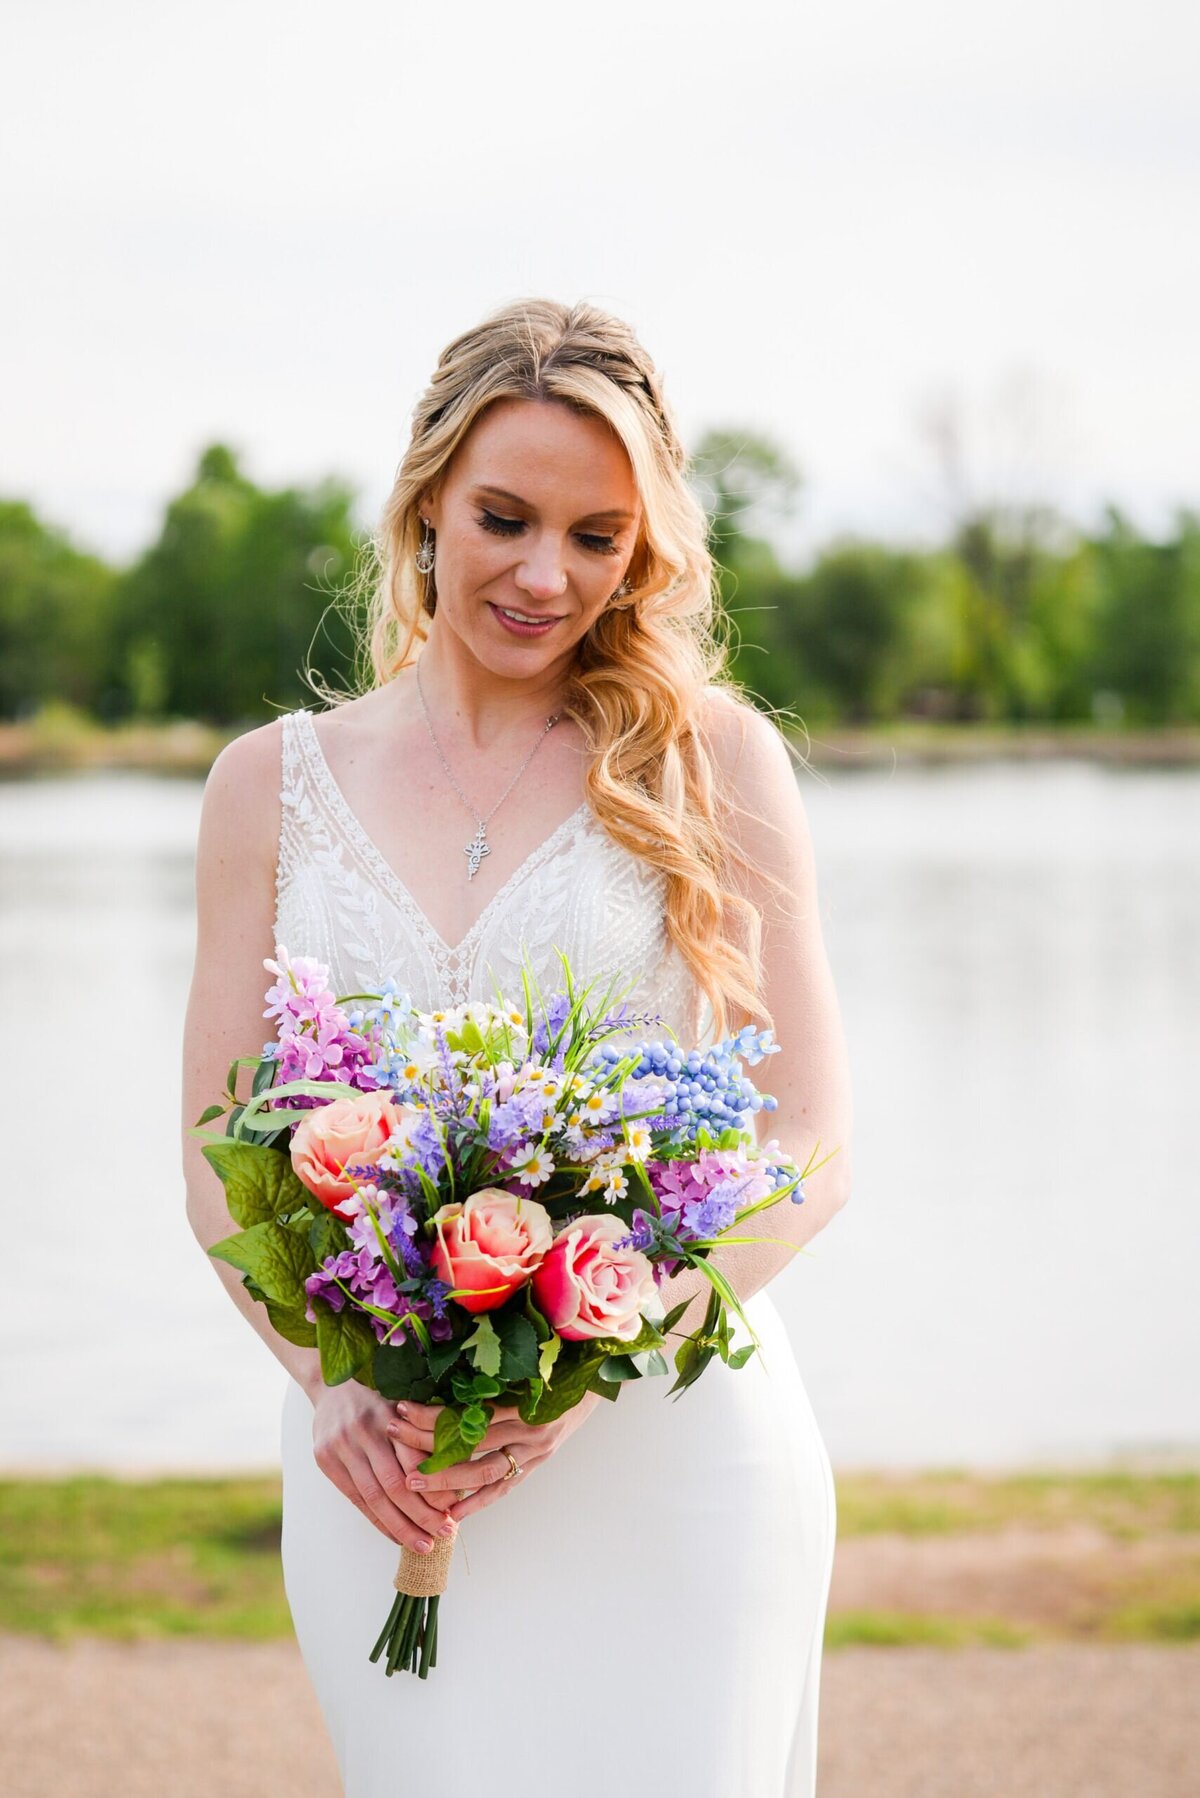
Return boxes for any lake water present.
[1,757,1196,1473]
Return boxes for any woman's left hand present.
[386,1389,605,1524]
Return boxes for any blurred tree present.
[688,427,805,706]
[0,502,116,719]
[1083,507,1200,723]
[106,445,365,724]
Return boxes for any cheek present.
[440,526,515,602]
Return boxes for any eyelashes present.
[475,509,620,557]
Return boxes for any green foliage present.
[101,444,366,725]
[0,501,117,717]
[313,1295,378,1387]
[201,1140,307,1230]
[5,440,1200,729]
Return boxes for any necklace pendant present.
[465,822,491,880]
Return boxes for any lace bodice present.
[273,708,710,1043]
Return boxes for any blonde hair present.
[333,297,793,1041]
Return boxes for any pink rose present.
[430,1188,554,1314]
[531,1213,657,1343]
[289,1091,401,1222]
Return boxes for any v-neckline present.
[296,709,594,962]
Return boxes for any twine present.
[394,1531,456,1597]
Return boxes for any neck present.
[413,619,571,750]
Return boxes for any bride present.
[182,297,853,1795]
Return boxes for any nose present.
[515,538,569,601]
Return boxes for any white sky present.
[3,0,1197,566]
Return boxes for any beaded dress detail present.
[274,708,704,1036]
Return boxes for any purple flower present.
[531,993,571,1053]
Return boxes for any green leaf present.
[426,1336,465,1381]
[460,1402,489,1443]
[202,1140,308,1229]
[519,1350,607,1425]
[419,1406,475,1474]
[195,1104,225,1127]
[462,1314,502,1378]
[667,1332,717,1399]
[251,1056,278,1099]
[208,1218,315,1307]
[659,1299,693,1334]
[596,1353,642,1384]
[312,1296,378,1387]
[643,1350,669,1377]
[264,1297,318,1348]
[589,1373,620,1401]
[373,1338,430,1400]
[593,1313,665,1356]
[308,1211,349,1262]
[493,1311,539,1381]
[537,1332,562,1386]
[726,1343,758,1369]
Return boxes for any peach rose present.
[531,1213,657,1343]
[430,1188,554,1314]
[289,1091,401,1222]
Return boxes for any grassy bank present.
[4,1469,1198,1649]
[3,705,1200,778]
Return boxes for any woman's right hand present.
[310,1379,458,1553]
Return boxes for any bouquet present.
[192,946,825,1681]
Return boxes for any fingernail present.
[408,1476,426,1489]
[418,1537,434,1552]
[395,1403,408,1416]
[438,1519,456,1537]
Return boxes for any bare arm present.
[181,720,458,1552]
[657,692,854,1335]
[180,718,327,1395]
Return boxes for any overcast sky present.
[3,0,1196,566]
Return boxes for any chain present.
[414,657,562,877]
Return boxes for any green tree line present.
[3,436,1198,729]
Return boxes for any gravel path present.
[2,1634,1197,1796]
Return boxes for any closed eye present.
[476,510,620,557]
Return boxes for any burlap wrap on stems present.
[394,1531,456,1598]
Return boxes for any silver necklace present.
[415,657,562,880]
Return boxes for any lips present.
[487,603,563,637]
[493,605,561,624]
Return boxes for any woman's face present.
[420,396,642,679]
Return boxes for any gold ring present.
[502,1448,523,1480]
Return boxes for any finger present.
[385,1435,457,1511]
[446,1453,548,1523]
[406,1448,519,1496]
[393,1399,446,1427]
[466,1418,540,1457]
[385,1419,437,1453]
[347,1445,458,1545]
[319,1451,433,1550]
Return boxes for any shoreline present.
[3,713,1200,777]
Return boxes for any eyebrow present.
[470,484,635,525]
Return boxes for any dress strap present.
[275,709,315,944]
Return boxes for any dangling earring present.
[415,518,436,575]
[611,578,631,600]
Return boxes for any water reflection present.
[1,760,1195,1470]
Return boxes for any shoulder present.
[197,714,292,876]
[204,713,288,809]
[694,686,808,824]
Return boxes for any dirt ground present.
[2,1633,1197,1798]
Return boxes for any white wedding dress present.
[274,707,837,1797]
